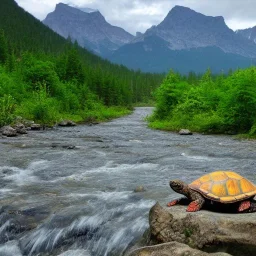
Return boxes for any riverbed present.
[0,107,255,256]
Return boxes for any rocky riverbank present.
[127,202,256,256]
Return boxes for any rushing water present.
[0,107,256,256]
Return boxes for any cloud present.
[15,0,256,35]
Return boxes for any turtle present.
[167,170,256,212]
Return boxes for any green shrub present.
[0,94,15,126]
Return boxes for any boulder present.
[58,120,76,127]
[134,186,146,193]
[1,126,17,137]
[179,129,193,135]
[30,124,41,130]
[13,123,27,134]
[145,202,256,256]
[128,241,231,256]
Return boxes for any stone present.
[127,241,231,256]
[179,129,193,135]
[145,202,256,256]
[134,186,146,193]
[58,120,76,127]
[30,124,41,130]
[1,126,17,137]
[13,123,27,134]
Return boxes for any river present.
[0,107,255,256]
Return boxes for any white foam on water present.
[181,153,213,161]
[0,160,49,186]
[0,241,22,256]
[58,249,91,256]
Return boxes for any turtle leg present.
[167,198,182,207]
[187,192,205,212]
[248,201,256,213]
[238,200,251,212]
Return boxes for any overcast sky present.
[15,0,256,35]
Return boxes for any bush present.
[15,83,59,125]
[0,94,15,126]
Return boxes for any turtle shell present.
[189,171,256,203]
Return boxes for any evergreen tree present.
[0,29,8,64]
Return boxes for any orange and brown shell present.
[189,171,256,203]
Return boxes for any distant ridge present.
[43,3,134,57]
[109,5,256,73]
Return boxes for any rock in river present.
[1,126,17,137]
[58,120,76,127]
[179,129,193,135]
[129,202,256,256]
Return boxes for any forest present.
[1,0,256,137]
[149,68,256,136]
[0,0,163,127]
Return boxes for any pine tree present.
[0,29,8,64]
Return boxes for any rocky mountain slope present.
[43,3,134,57]
[237,26,256,44]
[131,6,256,58]
[110,6,256,73]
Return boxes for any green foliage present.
[154,70,189,119]
[0,29,8,65]
[0,0,163,127]
[22,57,60,95]
[0,94,15,126]
[16,84,59,125]
[150,67,256,135]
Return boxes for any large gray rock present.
[145,203,256,255]
[58,120,76,127]
[179,129,193,135]
[1,126,17,137]
[128,241,231,256]
[13,123,27,134]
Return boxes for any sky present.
[15,0,256,35]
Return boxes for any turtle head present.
[169,180,189,195]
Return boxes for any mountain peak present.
[55,3,100,15]
[43,3,134,57]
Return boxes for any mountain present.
[236,26,256,44]
[43,3,134,57]
[110,35,253,73]
[110,6,256,73]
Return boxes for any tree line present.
[149,68,256,136]
[0,0,164,126]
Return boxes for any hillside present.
[0,0,163,128]
[0,0,163,104]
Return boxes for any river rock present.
[134,186,146,193]
[179,129,193,135]
[31,124,41,130]
[58,120,76,127]
[13,123,27,134]
[128,241,231,256]
[146,202,256,255]
[1,126,17,137]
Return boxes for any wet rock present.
[13,123,27,134]
[179,129,193,135]
[58,120,76,127]
[127,241,231,256]
[31,124,41,130]
[1,126,17,137]
[134,186,146,193]
[62,145,76,150]
[146,203,256,256]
